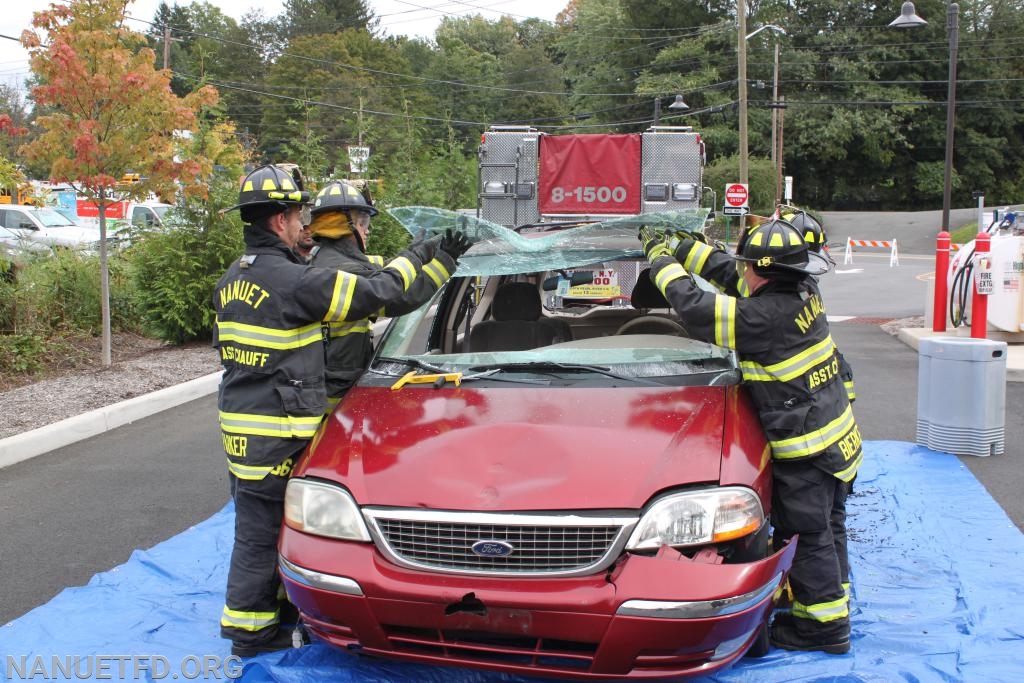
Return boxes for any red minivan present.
[278,208,794,680]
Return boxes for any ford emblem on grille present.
[471,540,514,557]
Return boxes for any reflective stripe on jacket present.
[311,236,455,403]
[678,241,856,403]
[650,255,862,482]
[213,231,423,479]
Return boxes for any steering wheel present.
[614,316,688,337]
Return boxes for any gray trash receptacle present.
[916,337,1007,457]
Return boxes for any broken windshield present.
[388,206,711,276]
[376,207,735,383]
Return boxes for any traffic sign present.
[722,206,749,216]
[347,146,370,173]
[724,183,749,209]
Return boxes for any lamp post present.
[738,19,787,198]
[744,24,787,204]
[653,94,689,125]
[890,1,958,332]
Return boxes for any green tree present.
[21,0,218,365]
[279,0,377,40]
[260,30,413,165]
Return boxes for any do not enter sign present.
[724,183,749,209]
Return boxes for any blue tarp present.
[3,441,1023,682]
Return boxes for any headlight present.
[284,479,371,541]
[626,487,763,550]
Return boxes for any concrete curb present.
[0,371,221,471]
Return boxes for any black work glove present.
[405,232,442,264]
[439,229,472,260]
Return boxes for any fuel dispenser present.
[947,211,1024,340]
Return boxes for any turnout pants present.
[771,459,851,639]
[220,468,292,647]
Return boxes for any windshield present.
[151,205,170,219]
[375,208,736,382]
[388,206,709,276]
[33,208,78,228]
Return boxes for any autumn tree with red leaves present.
[20,0,218,366]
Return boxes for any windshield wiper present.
[467,361,663,386]
[371,356,547,385]
[375,356,451,375]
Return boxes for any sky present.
[0,0,567,95]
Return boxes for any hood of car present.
[299,384,727,511]
[36,225,103,247]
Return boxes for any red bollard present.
[971,232,991,339]
[933,231,951,332]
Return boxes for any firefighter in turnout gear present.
[213,164,442,657]
[309,180,472,409]
[671,217,855,404]
[641,218,861,655]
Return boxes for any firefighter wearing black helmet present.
[672,216,855,403]
[308,180,471,409]
[641,218,862,655]
[213,164,443,657]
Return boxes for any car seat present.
[469,282,573,352]
[614,268,688,336]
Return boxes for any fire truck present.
[475,124,707,300]
[476,124,707,228]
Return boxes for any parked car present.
[277,208,794,680]
[51,207,89,227]
[0,205,102,251]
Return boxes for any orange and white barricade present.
[843,237,899,267]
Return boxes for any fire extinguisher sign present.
[723,183,749,215]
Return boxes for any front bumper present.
[279,529,795,680]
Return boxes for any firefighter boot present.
[231,627,299,658]
[770,618,850,655]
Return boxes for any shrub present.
[127,176,244,344]
[0,332,45,375]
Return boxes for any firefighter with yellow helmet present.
[213,164,456,657]
[641,218,861,655]
[308,179,471,409]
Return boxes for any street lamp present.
[890,1,959,332]
[738,15,786,189]
[745,24,787,203]
[653,94,689,125]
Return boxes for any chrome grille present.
[364,509,636,577]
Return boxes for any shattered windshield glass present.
[388,206,711,276]
[375,207,736,383]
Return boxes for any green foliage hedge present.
[0,247,137,377]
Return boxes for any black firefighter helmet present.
[735,218,830,280]
[781,209,827,253]
[311,179,379,217]
[224,164,311,223]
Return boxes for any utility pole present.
[737,0,748,187]
[776,95,785,205]
[163,24,170,70]
[771,42,779,195]
[357,95,364,146]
